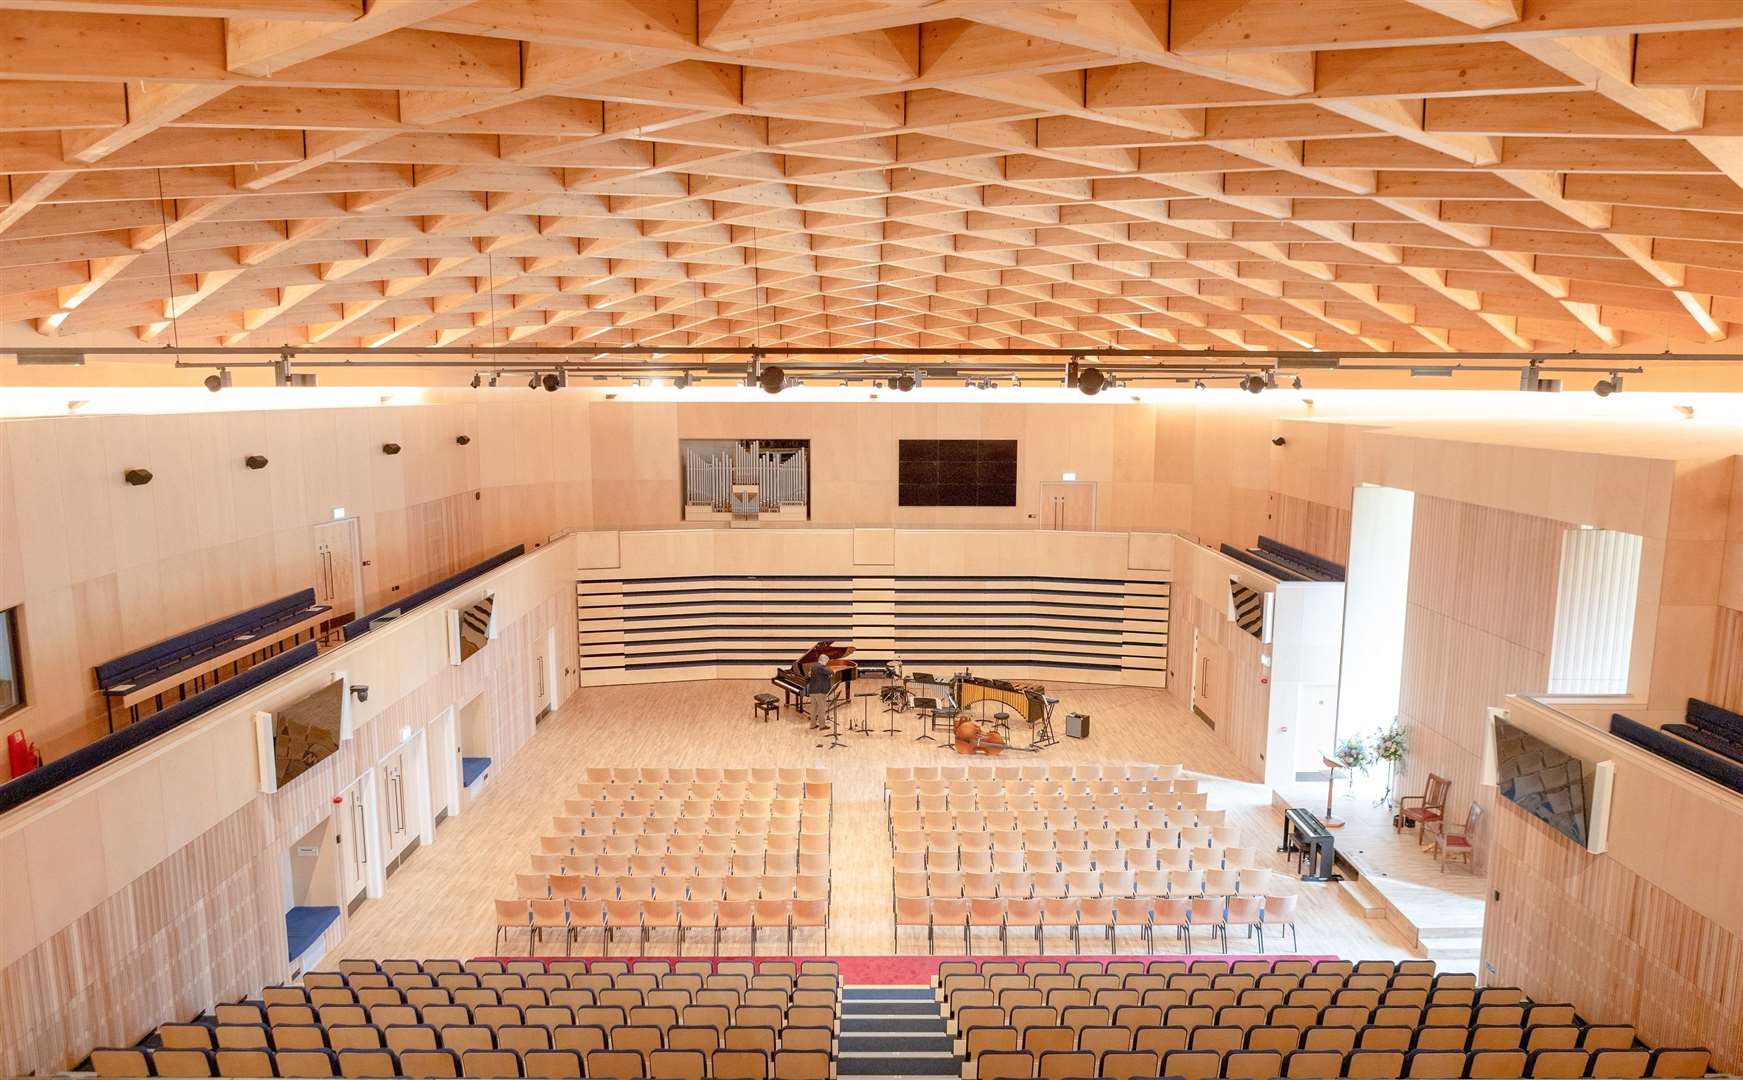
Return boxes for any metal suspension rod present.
[3,345,1736,362]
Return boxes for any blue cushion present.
[3,641,318,815]
[1663,723,1743,765]
[96,588,320,688]
[342,546,524,642]
[1611,713,1743,795]
[1686,697,1743,742]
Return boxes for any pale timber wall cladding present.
[1481,700,1743,1077]
[0,544,579,1078]
[0,400,592,760]
[1397,497,1567,822]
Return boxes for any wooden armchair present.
[1397,773,1451,843]
[1426,802,1482,873]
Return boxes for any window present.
[1547,529,1643,695]
[0,606,23,719]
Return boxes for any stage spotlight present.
[204,369,231,392]
[1194,379,1206,390]
[1290,374,1303,390]
[528,373,541,389]
[895,372,916,392]
[487,374,498,387]
[674,372,691,389]
[758,365,787,393]
[1593,374,1624,397]
[1077,366,1107,396]
[469,373,481,389]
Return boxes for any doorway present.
[377,728,431,878]
[429,707,459,825]
[537,626,559,720]
[313,518,365,629]
[1039,481,1096,530]
[1191,629,1223,729]
[336,771,383,908]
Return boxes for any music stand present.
[854,690,878,735]
[912,697,938,742]
[815,699,845,750]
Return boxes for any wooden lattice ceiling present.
[1,0,1741,360]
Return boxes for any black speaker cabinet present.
[1065,713,1090,739]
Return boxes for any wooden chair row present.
[585,767,828,784]
[885,763,1184,782]
[896,894,1297,954]
[891,814,1233,842]
[168,1017,836,1052]
[554,804,829,829]
[518,873,831,903]
[570,782,830,802]
[934,958,1441,982]
[534,837,829,868]
[885,792,1216,815]
[959,1019,1635,1058]
[948,996,1547,1033]
[939,966,1476,1007]
[317,959,838,982]
[494,898,832,956]
[895,865,1278,897]
[228,989,837,1024]
[93,1042,834,1078]
[968,1045,1710,1080]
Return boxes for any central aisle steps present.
[839,985,961,1078]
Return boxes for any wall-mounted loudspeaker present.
[382,443,401,455]
[123,468,153,486]
[244,455,269,470]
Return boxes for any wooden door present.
[313,519,362,622]
[1039,481,1096,530]
[1192,632,1224,728]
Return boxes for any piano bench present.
[752,694,780,723]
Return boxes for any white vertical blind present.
[1548,529,1643,695]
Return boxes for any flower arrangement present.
[1373,722,1407,764]
[1373,720,1408,807]
[1333,736,1372,772]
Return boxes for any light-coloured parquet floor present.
[329,679,1429,966]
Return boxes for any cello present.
[952,717,1007,755]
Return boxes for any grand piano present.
[771,640,857,713]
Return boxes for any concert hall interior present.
[2,2,1743,1078]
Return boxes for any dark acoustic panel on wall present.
[898,439,1017,506]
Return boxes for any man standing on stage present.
[806,660,834,731]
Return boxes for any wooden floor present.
[330,679,1432,967]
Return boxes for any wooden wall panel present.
[1710,605,1743,712]
[1397,496,1566,820]
[1164,543,1273,782]
[0,399,591,764]
[0,545,579,1078]
[1264,491,1353,566]
[1485,786,1743,1072]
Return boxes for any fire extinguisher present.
[6,729,40,779]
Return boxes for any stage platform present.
[1272,780,1485,972]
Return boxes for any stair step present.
[841,1035,954,1053]
[845,987,936,1001]
[843,1001,940,1016]
[843,1017,946,1033]
[838,1058,961,1076]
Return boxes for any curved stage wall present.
[575,529,1173,687]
